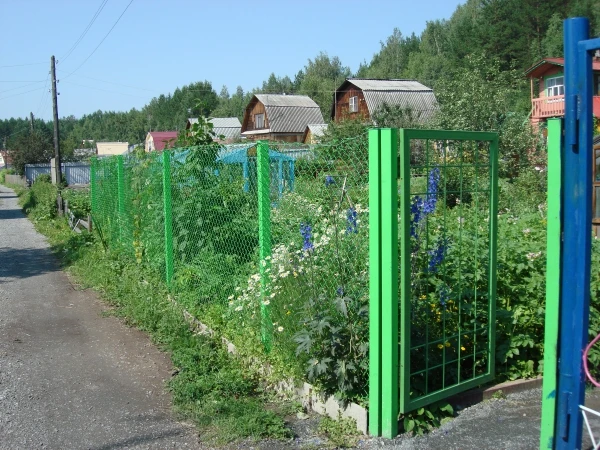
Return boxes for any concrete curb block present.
[448,376,543,409]
[176,301,368,434]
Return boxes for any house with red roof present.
[525,57,600,129]
[145,131,178,152]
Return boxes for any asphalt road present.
[0,185,200,449]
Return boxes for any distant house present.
[186,117,242,143]
[331,78,437,123]
[145,131,178,152]
[241,94,325,142]
[524,57,600,129]
[96,142,129,156]
[302,124,328,144]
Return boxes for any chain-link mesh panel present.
[229,138,371,401]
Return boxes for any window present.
[349,96,358,113]
[255,113,265,129]
[546,76,564,97]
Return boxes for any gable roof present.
[148,131,178,151]
[333,78,437,121]
[243,94,325,134]
[525,57,600,78]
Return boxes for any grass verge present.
[9,181,292,445]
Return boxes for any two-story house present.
[525,57,600,129]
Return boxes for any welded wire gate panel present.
[398,129,498,412]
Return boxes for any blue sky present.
[0,0,465,121]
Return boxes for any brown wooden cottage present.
[331,78,437,123]
[241,94,325,142]
[525,57,600,129]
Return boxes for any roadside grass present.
[9,181,293,445]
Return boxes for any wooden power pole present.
[50,55,62,186]
[30,112,34,133]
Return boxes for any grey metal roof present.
[266,106,325,133]
[209,117,242,128]
[307,124,328,137]
[341,78,438,122]
[255,94,319,108]
[347,78,432,91]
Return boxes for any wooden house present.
[331,78,437,123]
[241,94,325,142]
[96,142,129,156]
[525,57,600,129]
[145,131,178,152]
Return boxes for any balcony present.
[532,95,600,120]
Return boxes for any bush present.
[0,168,15,183]
[21,179,57,220]
[35,173,52,184]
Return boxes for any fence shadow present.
[0,246,59,283]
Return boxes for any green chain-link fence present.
[90,139,370,405]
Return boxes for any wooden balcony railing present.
[532,95,565,119]
[532,95,600,120]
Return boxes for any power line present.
[62,0,135,79]
[62,80,148,98]
[60,0,109,64]
[0,62,46,69]
[0,81,45,95]
[0,86,46,101]
[58,70,156,92]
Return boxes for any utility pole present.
[30,112,34,134]
[2,136,6,170]
[50,55,62,186]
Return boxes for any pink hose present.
[583,332,600,387]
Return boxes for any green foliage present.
[401,402,454,436]
[20,176,57,221]
[318,415,360,448]
[357,28,421,79]
[61,188,91,218]
[12,130,54,176]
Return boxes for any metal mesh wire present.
[90,140,370,396]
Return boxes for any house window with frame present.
[254,113,265,129]
[349,96,358,113]
[546,76,564,97]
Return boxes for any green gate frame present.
[369,128,499,438]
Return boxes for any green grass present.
[10,183,292,445]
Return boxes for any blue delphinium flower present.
[410,196,424,237]
[325,175,335,187]
[410,167,441,237]
[439,285,449,308]
[428,239,447,273]
[300,222,313,251]
[422,167,440,214]
[346,207,358,234]
[336,286,345,297]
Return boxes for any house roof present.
[148,131,178,151]
[242,94,325,134]
[333,78,438,121]
[187,117,242,140]
[525,57,600,78]
[302,124,328,143]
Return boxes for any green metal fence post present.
[116,156,125,242]
[381,128,399,439]
[488,134,499,379]
[257,141,272,352]
[368,128,383,436]
[90,157,97,221]
[540,118,563,449]
[162,150,174,287]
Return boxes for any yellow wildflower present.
[461,346,466,351]
[445,342,451,347]
[437,344,444,349]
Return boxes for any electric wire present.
[58,70,155,92]
[62,0,135,79]
[60,0,109,64]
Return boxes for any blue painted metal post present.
[289,161,295,192]
[278,158,283,197]
[556,17,592,450]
